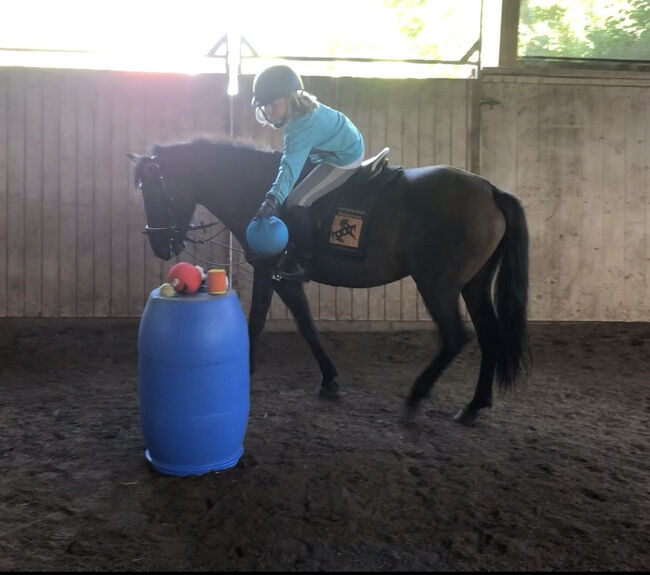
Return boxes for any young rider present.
[251,64,365,281]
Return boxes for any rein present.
[180,224,263,268]
[139,157,269,268]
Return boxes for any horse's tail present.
[491,186,532,390]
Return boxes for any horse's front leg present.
[248,269,276,375]
[274,281,340,400]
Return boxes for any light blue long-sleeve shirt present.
[266,102,364,205]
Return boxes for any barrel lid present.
[152,285,236,302]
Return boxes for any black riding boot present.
[273,206,313,282]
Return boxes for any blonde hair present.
[254,90,318,128]
[286,90,318,121]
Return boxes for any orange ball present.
[167,262,202,294]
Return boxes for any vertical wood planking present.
[110,75,130,316]
[42,72,61,317]
[385,81,404,322]
[401,82,420,322]
[7,71,26,316]
[546,84,564,320]
[556,85,583,320]
[514,79,543,319]
[58,73,78,316]
[481,74,650,321]
[0,71,8,315]
[623,87,647,320]
[23,71,43,316]
[75,75,95,316]
[532,81,556,320]
[558,83,585,320]
[646,88,650,321]
[126,76,147,316]
[577,85,604,320]
[93,73,113,316]
[433,80,453,166]
[367,79,388,321]
[450,80,470,170]
[1,68,648,321]
[600,86,626,320]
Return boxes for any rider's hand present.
[254,195,280,220]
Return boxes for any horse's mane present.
[134,136,282,188]
[147,136,278,159]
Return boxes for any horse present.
[128,137,531,425]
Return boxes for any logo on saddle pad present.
[315,163,403,260]
[329,208,365,250]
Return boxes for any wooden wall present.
[0,69,231,318]
[480,70,650,321]
[0,66,648,322]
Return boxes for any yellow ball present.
[159,282,176,297]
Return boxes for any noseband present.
[140,157,183,240]
[139,157,217,252]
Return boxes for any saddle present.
[351,147,391,184]
[309,147,404,260]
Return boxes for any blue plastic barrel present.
[137,286,249,476]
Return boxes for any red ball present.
[167,262,202,294]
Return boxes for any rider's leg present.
[276,156,364,282]
[274,205,314,282]
[285,162,359,209]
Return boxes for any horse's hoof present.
[400,397,421,422]
[318,386,340,401]
[400,403,419,423]
[454,406,488,426]
[454,408,475,425]
[319,379,340,401]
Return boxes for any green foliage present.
[519,0,650,60]
[384,0,426,40]
[586,0,650,59]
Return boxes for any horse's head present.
[128,151,194,260]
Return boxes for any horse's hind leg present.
[456,258,501,425]
[273,280,339,399]
[405,281,470,416]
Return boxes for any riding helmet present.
[251,65,304,107]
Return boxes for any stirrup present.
[272,263,311,283]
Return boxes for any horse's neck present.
[195,146,278,242]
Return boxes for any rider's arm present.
[266,114,316,205]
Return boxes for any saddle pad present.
[313,165,403,261]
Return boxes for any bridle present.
[139,157,219,252]
[138,156,264,268]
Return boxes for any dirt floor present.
[0,317,648,572]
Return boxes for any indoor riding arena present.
[1,1,648,572]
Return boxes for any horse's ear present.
[127,152,145,164]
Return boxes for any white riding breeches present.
[285,149,365,209]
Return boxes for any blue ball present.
[246,216,289,256]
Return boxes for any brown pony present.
[129,138,531,425]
